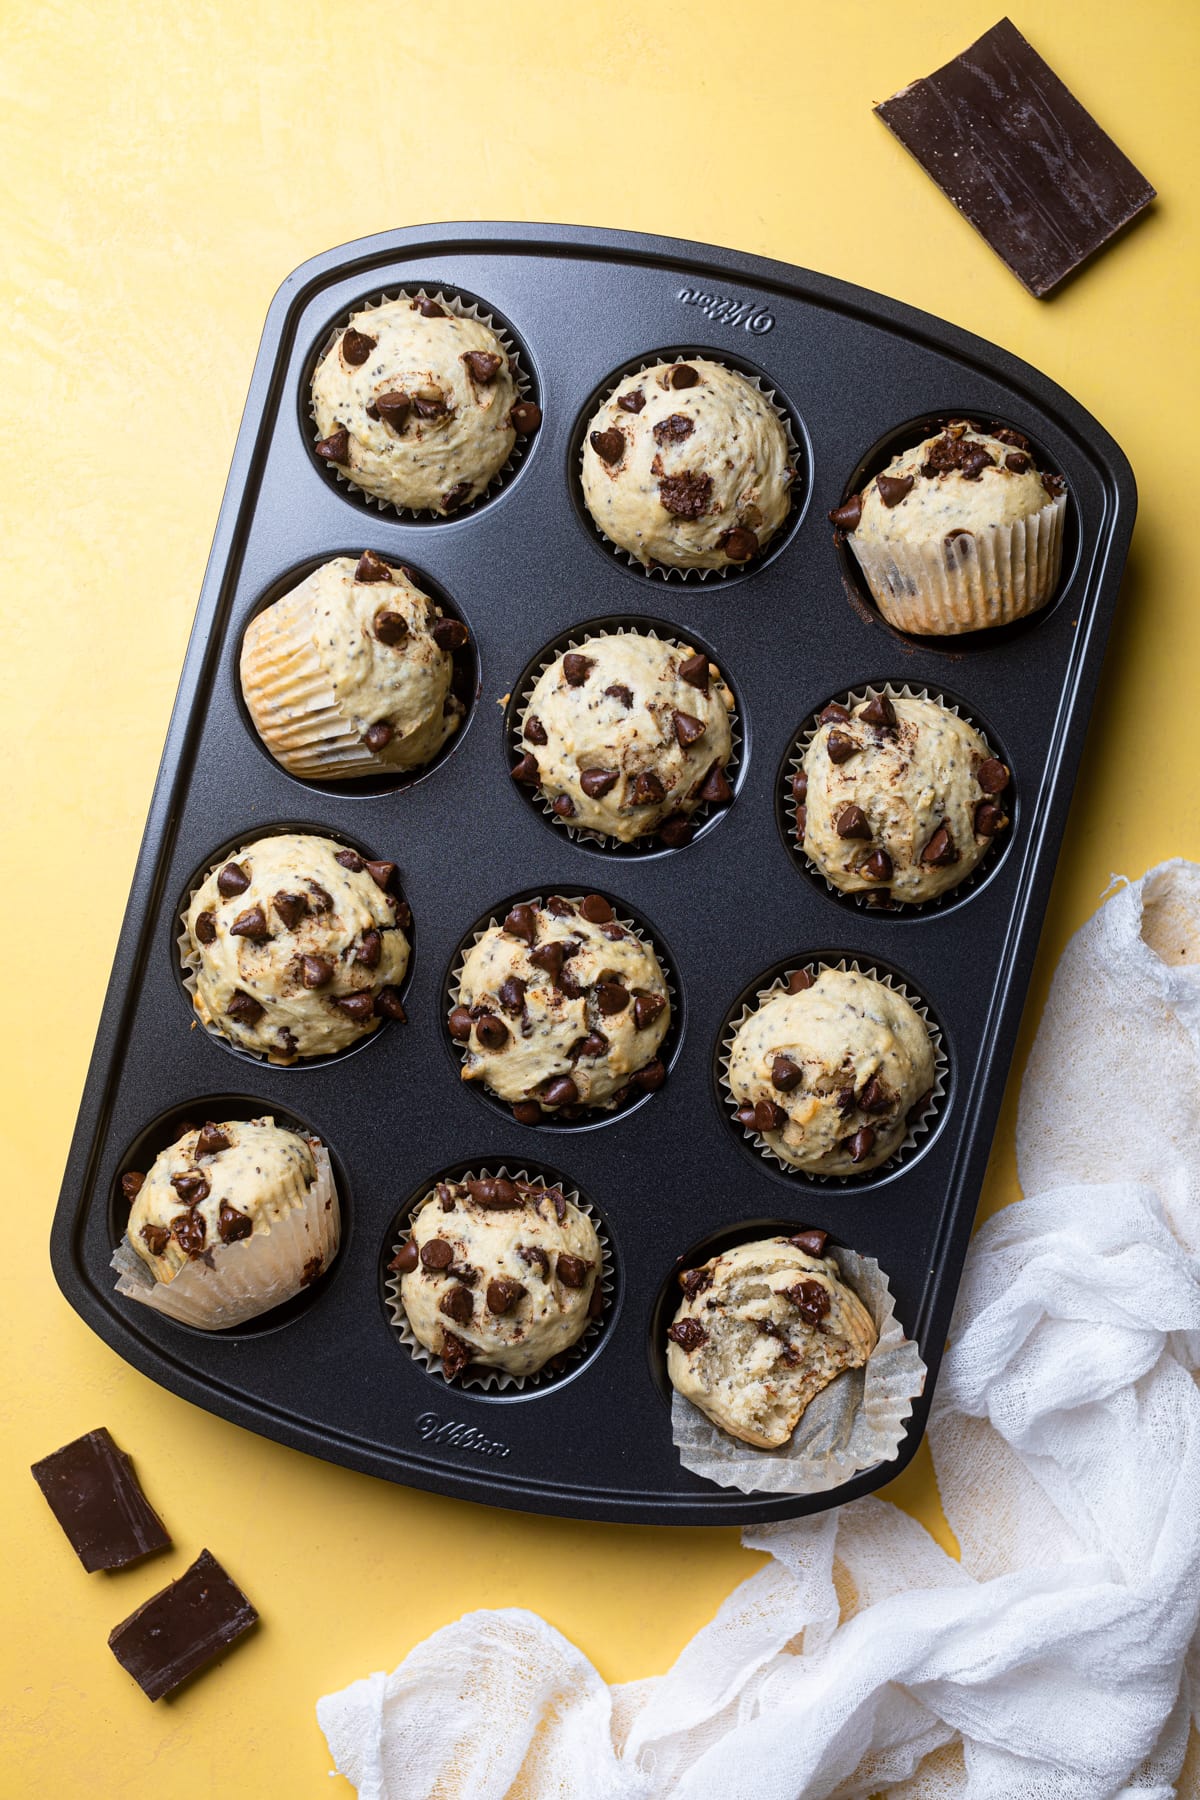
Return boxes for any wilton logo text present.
[676,288,774,334]
[415,1412,511,1457]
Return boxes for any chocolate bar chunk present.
[875,19,1155,297]
[108,1548,258,1701]
[31,1427,170,1573]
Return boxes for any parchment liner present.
[718,958,946,1180]
[671,1243,926,1495]
[111,1139,339,1331]
[384,1167,613,1393]
[306,286,535,520]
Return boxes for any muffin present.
[796,690,1011,906]
[310,295,539,515]
[181,833,410,1063]
[391,1173,602,1379]
[240,553,468,781]
[112,1116,339,1330]
[725,967,935,1175]
[831,419,1066,634]
[451,894,670,1120]
[513,631,735,845]
[667,1231,878,1447]
[580,358,792,571]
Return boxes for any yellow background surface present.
[1,2,1195,1792]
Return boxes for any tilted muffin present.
[580,359,792,570]
[451,894,669,1120]
[392,1173,602,1380]
[240,552,468,781]
[831,418,1066,634]
[181,833,410,1063]
[667,1231,878,1448]
[513,632,735,845]
[796,691,1011,906]
[310,295,539,515]
[112,1116,339,1330]
[725,967,935,1175]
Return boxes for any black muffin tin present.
[50,223,1135,1524]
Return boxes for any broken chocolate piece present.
[108,1548,258,1701]
[32,1428,171,1573]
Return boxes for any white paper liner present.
[513,623,741,850]
[450,896,676,1117]
[785,682,1007,915]
[719,959,946,1181]
[848,492,1066,634]
[577,356,800,581]
[671,1244,926,1494]
[384,1168,613,1393]
[308,286,533,520]
[111,1142,339,1331]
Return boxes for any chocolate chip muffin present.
[451,895,670,1120]
[240,553,468,781]
[796,691,1010,906]
[181,833,410,1063]
[580,359,792,571]
[667,1230,878,1447]
[392,1173,602,1379]
[113,1116,339,1330]
[831,419,1066,634]
[513,631,735,846]
[310,296,539,515]
[725,967,935,1175]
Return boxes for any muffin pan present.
[50,223,1135,1523]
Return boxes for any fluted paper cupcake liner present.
[385,1168,612,1393]
[578,356,799,582]
[719,958,946,1181]
[514,624,741,849]
[308,287,533,520]
[785,681,1006,916]
[849,493,1065,634]
[671,1245,925,1495]
[111,1140,339,1331]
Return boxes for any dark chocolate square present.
[31,1426,171,1573]
[875,19,1155,296]
[108,1548,258,1701]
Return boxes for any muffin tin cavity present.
[503,614,745,859]
[378,1158,617,1399]
[567,344,810,584]
[831,411,1079,652]
[301,283,540,522]
[776,681,1016,918]
[713,953,949,1188]
[108,1094,351,1338]
[443,887,682,1131]
[173,822,415,1070]
[235,552,479,799]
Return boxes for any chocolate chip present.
[439,1285,474,1325]
[214,1201,251,1245]
[658,470,713,519]
[632,1058,665,1092]
[845,1126,876,1164]
[574,1030,609,1059]
[977,757,1011,793]
[374,391,411,431]
[341,327,376,365]
[861,693,897,728]
[652,413,695,447]
[678,1267,713,1300]
[354,551,391,586]
[542,1075,579,1107]
[509,399,541,435]
[921,432,996,479]
[667,1318,708,1351]
[307,882,333,912]
[792,770,808,803]
[170,1170,210,1204]
[412,296,446,317]
[1041,471,1067,500]
[195,1123,230,1159]
[498,975,527,1015]
[876,473,914,507]
[362,722,394,753]
[552,794,577,819]
[441,1331,471,1379]
[448,1005,473,1041]
[563,653,595,687]
[859,1076,890,1113]
[523,714,548,746]
[836,804,871,839]
[226,990,264,1025]
[828,494,863,532]
[420,1238,454,1270]
[837,1084,858,1116]
[389,1239,420,1275]
[1005,451,1032,473]
[511,752,540,784]
[861,848,893,881]
[194,911,216,945]
[578,894,613,924]
[333,991,376,1022]
[595,982,629,1016]
[666,364,699,388]
[412,391,449,422]
[512,1101,542,1125]
[352,929,381,969]
[580,768,618,798]
[519,1245,551,1279]
[604,683,633,708]
[462,350,503,383]
[486,1277,526,1315]
[827,729,859,764]
[528,942,564,985]
[426,617,468,656]
[375,987,407,1021]
[974,799,1007,837]
[654,815,690,847]
[771,1055,802,1092]
[171,1211,206,1256]
[556,1252,589,1288]
[819,702,850,726]
[753,1099,787,1132]
[921,824,958,866]
[590,427,625,465]
[216,862,249,898]
[786,1278,831,1325]
[718,525,759,562]
[630,769,666,806]
[787,968,814,992]
[788,1228,829,1257]
[617,388,645,413]
[364,859,396,892]
[698,763,732,805]
[991,425,1030,449]
[301,955,334,990]
[439,481,472,513]
[475,1013,510,1050]
[633,992,666,1030]
[121,1171,146,1202]
[673,710,706,748]
[678,654,710,694]
[734,1104,757,1127]
[467,1177,521,1209]
[315,427,350,463]
[269,891,306,932]
[503,903,538,943]
[139,1222,169,1256]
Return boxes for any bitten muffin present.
[181,833,410,1063]
[725,967,935,1175]
[580,359,792,570]
[392,1173,602,1379]
[451,894,670,1120]
[831,419,1066,634]
[240,553,468,781]
[310,296,539,515]
[796,691,1011,906]
[513,632,735,845]
[114,1116,339,1330]
[667,1231,877,1448]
